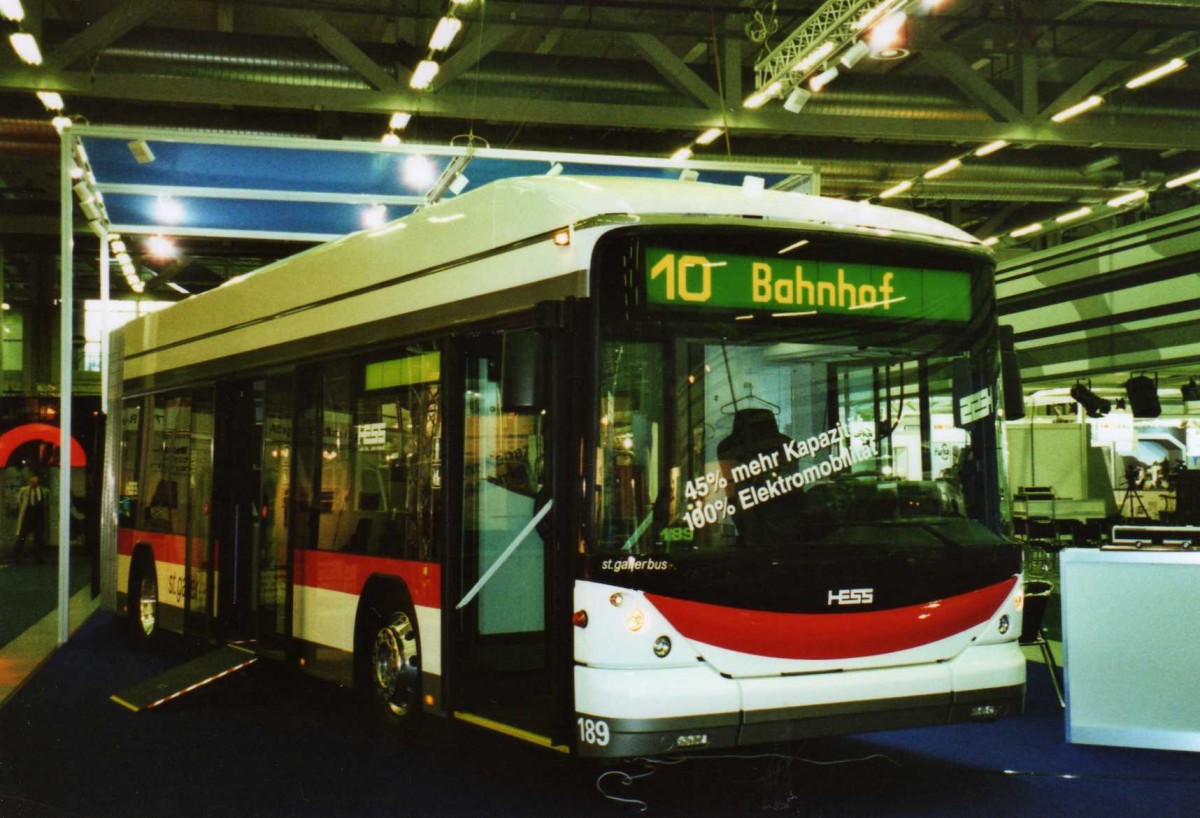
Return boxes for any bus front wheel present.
[365,603,421,728]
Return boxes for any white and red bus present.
[101,174,1025,757]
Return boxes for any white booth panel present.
[1061,546,1200,751]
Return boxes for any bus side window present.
[351,347,443,561]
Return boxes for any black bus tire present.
[359,595,422,732]
[127,554,160,649]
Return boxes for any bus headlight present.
[998,614,1010,635]
[653,636,672,658]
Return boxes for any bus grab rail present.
[455,500,554,610]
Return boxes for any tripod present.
[1119,480,1150,521]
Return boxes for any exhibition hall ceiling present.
[0,0,1197,381]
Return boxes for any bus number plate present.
[576,717,610,747]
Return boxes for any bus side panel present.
[290,551,443,685]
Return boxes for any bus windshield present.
[594,315,1006,558]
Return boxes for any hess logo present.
[827,588,874,606]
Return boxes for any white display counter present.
[1060,546,1200,751]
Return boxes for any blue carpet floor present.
[1,612,1197,817]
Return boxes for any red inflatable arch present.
[0,423,87,468]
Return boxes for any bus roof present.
[119,174,985,378]
[500,175,984,248]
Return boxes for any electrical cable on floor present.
[595,768,655,811]
[594,750,901,810]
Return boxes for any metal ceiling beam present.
[42,0,163,72]
[278,9,400,93]
[2,67,1199,152]
[430,24,523,93]
[920,49,1027,124]
[625,33,723,110]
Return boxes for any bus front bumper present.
[572,641,1025,759]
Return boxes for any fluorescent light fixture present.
[742,175,765,196]
[1125,58,1186,90]
[80,200,101,220]
[840,40,871,69]
[449,0,473,5]
[127,139,155,164]
[88,220,106,238]
[360,204,388,229]
[155,196,185,224]
[1055,206,1093,224]
[1051,95,1103,123]
[9,31,41,65]
[1009,222,1043,238]
[808,66,838,93]
[380,132,401,146]
[402,154,437,189]
[695,127,722,146]
[36,91,64,111]
[389,111,412,130]
[1106,189,1147,208]
[777,239,810,254]
[410,60,439,90]
[116,252,132,265]
[111,240,126,254]
[744,81,782,109]
[1165,168,1200,189]
[783,86,812,113]
[923,158,962,180]
[793,41,835,74]
[166,281,191,295]
[671,147,693,162]
[449,173,469,195]
[69,165,84,180]
[73,181,93,203]
[678,169,699,182]
[879,180,912,199]
[982,236,1000,246]
[546,162,564,176]
[854,0,905,31]
[428,16,463,51]
[146,235,178,259]
[0,1,25,23]
[51,116,72,133]
[974,140,1008,157]
[868,11,907,53]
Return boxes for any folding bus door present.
[452,328,560,740]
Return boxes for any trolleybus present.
[101,174,1025,758]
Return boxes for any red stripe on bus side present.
[645,577,1017,661]
[117,528,188,565]
[293,550,441,609]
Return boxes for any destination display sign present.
[644,247,971,322]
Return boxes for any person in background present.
[14,474,48,564]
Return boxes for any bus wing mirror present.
[1000,325,1026,421]
[501,330,544,412]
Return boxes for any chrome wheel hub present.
[138,571,157,637]
[373,612,419,717]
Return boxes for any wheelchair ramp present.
[111,644,258,712]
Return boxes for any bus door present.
[212,376,294,652]
[212,380,260,641]
[451,327,565,741]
